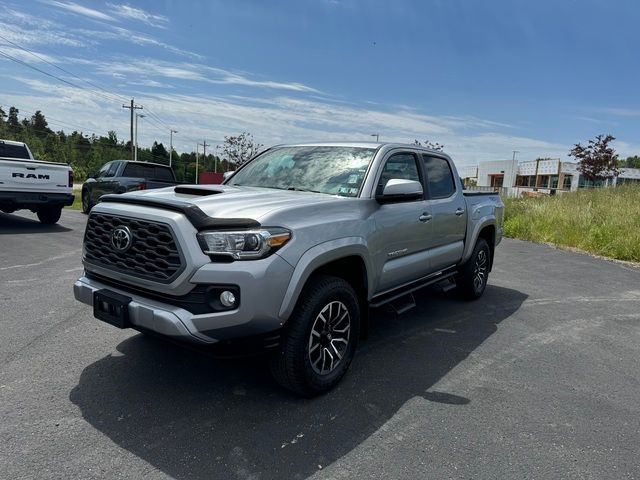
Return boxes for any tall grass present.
[503,185,640,262]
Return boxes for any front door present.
[93,161,119,202]
[370,152,432,293]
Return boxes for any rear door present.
[420,155,467,271]
[0,158,70,194]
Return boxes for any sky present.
[1,0,639,165]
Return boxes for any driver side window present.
[96,162,112,178]
[376,153,420,195]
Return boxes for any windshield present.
[227,146,376,197]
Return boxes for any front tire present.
[81,189,92,214]
[270,275,360,396]
[456,238,490,300]
[36,207,62,225]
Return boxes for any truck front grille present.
[84,213,184,283]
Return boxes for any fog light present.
[220,290,236,307]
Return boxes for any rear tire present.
[456,238,490,300]
[270,275,360,396]
[36,207,62,225]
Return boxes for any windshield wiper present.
[286,186,323,194]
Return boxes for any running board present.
[369,269,457,309]
[389,293,416,314]
[435,277,457,293]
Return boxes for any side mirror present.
[376,179,423,203]
[223,171,235,181]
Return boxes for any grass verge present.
[503,185,640,263]
[66,188,82,211]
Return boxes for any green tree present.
[8,107,21,134]
[151,141,169,162]
[31,110,52,138]
[619,155,640,169]
[0,106,6,136]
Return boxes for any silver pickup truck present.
[74,142,503,395]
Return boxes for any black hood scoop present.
[174,186,225,196]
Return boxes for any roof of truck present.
[273,141,448,155]
[112,159,173,168]
[0,139,28,146]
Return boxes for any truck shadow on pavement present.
[70,285,526,480]
[0,212,72,234]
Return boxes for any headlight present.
[197,228,291,260]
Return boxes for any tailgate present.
[0,158,71,194]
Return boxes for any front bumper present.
[74,253,295,345]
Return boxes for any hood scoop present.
[174,186,225,196]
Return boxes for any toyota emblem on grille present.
[110,226,133,252]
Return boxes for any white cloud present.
[106,4,169,28]
[3,75,572,165]
[127,79,174,88]
[42,0,115,21]
[73,27,204,60]
[91,58,318,92]
[3,10,87,47]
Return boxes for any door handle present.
[419,213,432,222]
[455,208,465,216]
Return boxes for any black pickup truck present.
[81,160,178,213]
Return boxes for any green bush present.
[503,185,640,262]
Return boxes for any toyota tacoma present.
[74,143,503,395]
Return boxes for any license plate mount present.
[93,289,131,329]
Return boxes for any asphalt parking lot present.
[1,209,639,479]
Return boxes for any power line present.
[0,46,199,151]
[0,39,210,154]
[0,49,121,104]
[0,34,128,103]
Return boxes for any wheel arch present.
[477,224,496,271]
[461,218,497,269]
[278,239,372,322]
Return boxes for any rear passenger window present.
[377,153,420,195]
[154,167,174,181]
[423,156,455,198]
[124,163,153,178]
[0,143,30,159]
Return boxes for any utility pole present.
[198,140,209,173]
[122,99,143,160]
[169,129,178,167]
[134,113,145,162]
[195,143,200,184]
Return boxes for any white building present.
[461,158,640,196]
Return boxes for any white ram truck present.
[0,139,74,224]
